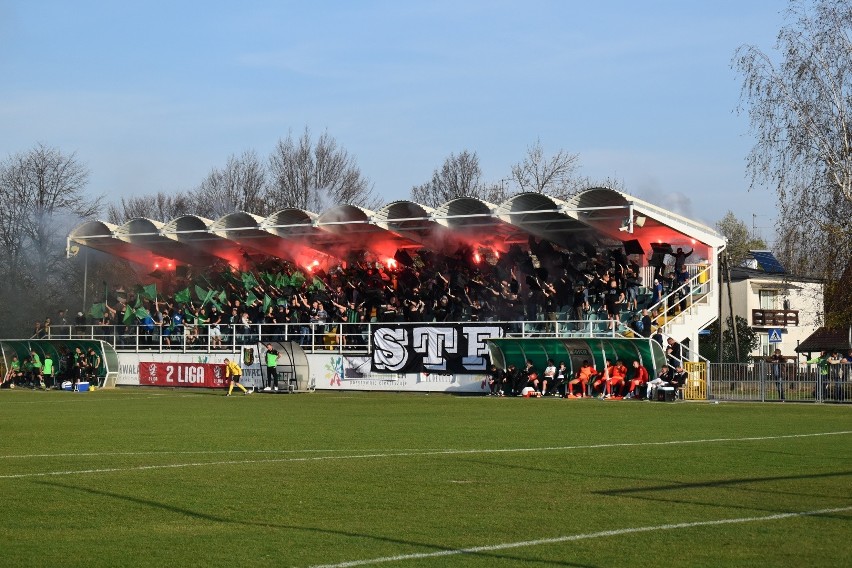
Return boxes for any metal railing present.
[46,318,632,354]
[707,362,852,403]
[645,263,713,338]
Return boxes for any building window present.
[759,289,780,310]
[757,333,771,357]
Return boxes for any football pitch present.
[1,389,850,567]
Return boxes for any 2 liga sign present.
[139,362,228,388]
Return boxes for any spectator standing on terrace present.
[673,247,693,273]
[264,344,279,392]
[651,279,663,306]
[224,357,251,396]
[56,309,69,338]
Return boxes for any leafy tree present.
[699,315,761,363]
[733,0,852,322]
[715,211,767,267]
[268,127,377,212]
[410,150,485,207]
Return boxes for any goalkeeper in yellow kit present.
[224,358,252,396]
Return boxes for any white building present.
[722,251,823,359]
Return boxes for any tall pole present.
[718,255,724,364]
[82,247,88,313]
[724,253,740,361]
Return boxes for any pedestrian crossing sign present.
[768,328,783,343]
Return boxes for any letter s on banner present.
[372,327,409,372]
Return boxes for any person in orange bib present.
[568,360,596,398]
[606,360,628,398]
[625,360,649,399]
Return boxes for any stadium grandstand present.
[30,187,724,397]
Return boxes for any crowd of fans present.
[61,236,693,348]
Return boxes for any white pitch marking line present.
[304,506,852,568]
[0,448,446,459]
[0,430,848,480]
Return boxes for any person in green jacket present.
[264,344,280,391]
[806,351,831,400]
[30,349,43,388]
[42,353,55,389]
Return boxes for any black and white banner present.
[371,323,504,374]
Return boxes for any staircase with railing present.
[644,263,717,360]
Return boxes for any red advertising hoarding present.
[138,362,228,388]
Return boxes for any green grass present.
[1,389,850,567]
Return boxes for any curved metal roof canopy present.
[68,188,725,269]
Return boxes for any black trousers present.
[266,366,278,388]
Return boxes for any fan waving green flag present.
[290,271,306,289]
[139,283,157,300]
[123,306,136,325]
[242,272,259,290]
[175,287,191,305]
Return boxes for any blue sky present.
[1,1,786,239]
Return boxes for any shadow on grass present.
[594,470,852,519]
[38,480,599,567]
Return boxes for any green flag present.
[246,291,259,306]
[275,273,289,288]
[135,306,150,319]
[309,277,325,292]
[123,306,136,325]
[201,289,215,307]
[290,271,306,289]
[262,294,272,313]
[194,285,208,302]
[88,303,106,319]
[141,283,157,300]
[242,272,259,290]
[175,287,191,305]
[261,272,276,285]
[221,269,240,285]
[218,290,227,304]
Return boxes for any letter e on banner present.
[461,325,503,370]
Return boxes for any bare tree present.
[267,128,377,211]
[193,150,268,218]
[106,191,195,224]
[510,140,581,198]
[410,150,484,207]
[0,144,101,335]
[733,0,852,324]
